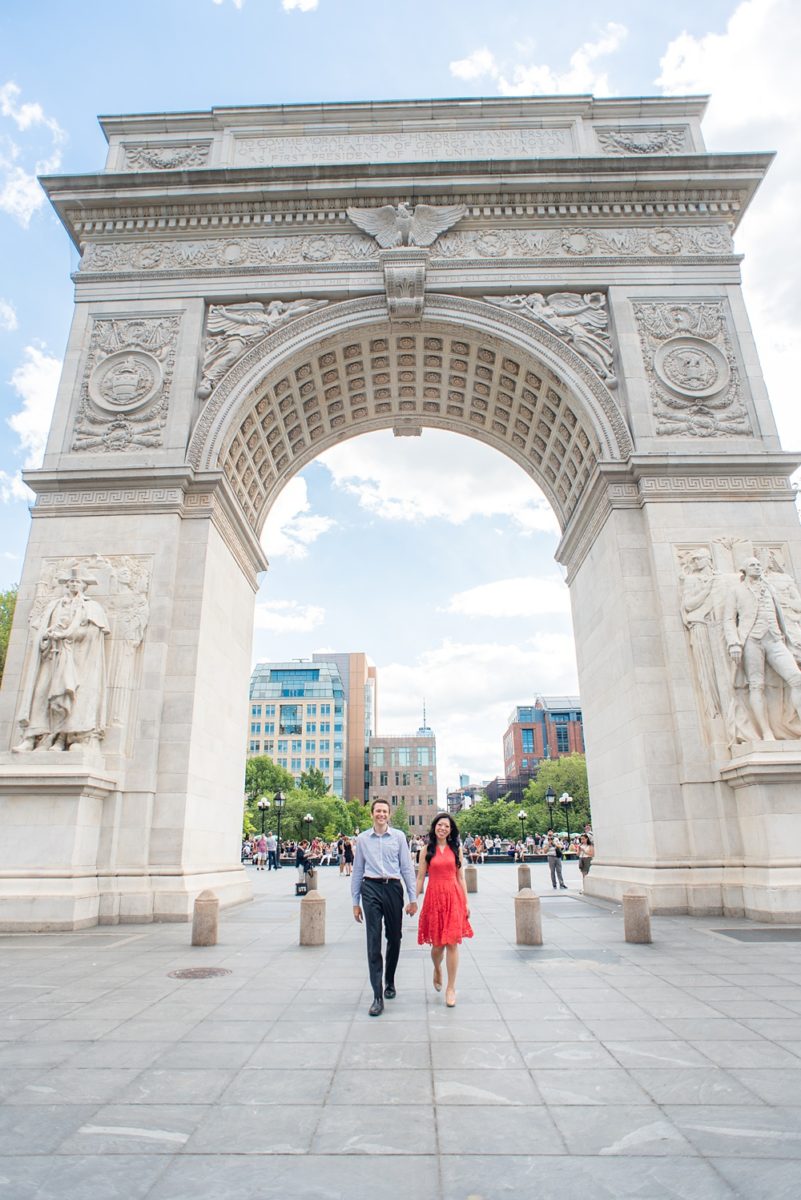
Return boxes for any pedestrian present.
[417,812,473,1008]
[578,833,594,892]
[337,834,346,876]
[343,837,354,876]
[253,832,267,870]
[265,831,278,871]
[545,831,567,889]
[351,800,417,1017]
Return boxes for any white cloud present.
[656,0,801,452]
[212,0,244,8]
[448,24,628,96]
[0,82,66,227]
[253,599,325,633]
[283,0,318,9]
[319,430,558,534]
[260,475,335,559]
[443,576,570,619]
[378,635,578,794]
[450,48,498,81]
[2,344,61,501]
[0,298,17,331]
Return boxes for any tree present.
[346,798,372,834]
[243,756,295,836]
[456,796,521,840]
[391,801,410,837]
[0,586,17,686]
[299,767,330,797]
[523,754,591,834]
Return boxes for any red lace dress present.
[417,845,474,946]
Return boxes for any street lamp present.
[257,796,270,834]
[517,809,527,842]
[304,812,314,842]
[545,786,556,828]
[559,792,574,843]
[274,791,285,868]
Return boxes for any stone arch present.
[188,295,633,535]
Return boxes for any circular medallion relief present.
[89,350,162,413]
[653,336,730,399]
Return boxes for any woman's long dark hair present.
[425,812,461,865]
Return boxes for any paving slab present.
[0,863,800,1196]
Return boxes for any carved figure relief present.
[122,143,211,170]
[197,300,329,399]
[79,223,734,275]
[72,316,181,452]
[346,203,467,248]
[13,555,151,756]
[633,301,751,437]
[484,292,616,385]
[678,540,801,748]
[596,127,688,155]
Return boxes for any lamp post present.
[304,812,313,843]
[274,791,285,868]
[559,792,574,843]
[517,809,527,843]
[545,786,556,829]
[257,796,270,835]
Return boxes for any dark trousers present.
[267,850,278,870]
[361,878,403,999]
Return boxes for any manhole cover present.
[168,967,232,979]
[713,928,801,943]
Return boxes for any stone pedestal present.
[191,889,219,945]
[517,865,532,890]
[623,890,652,944]
[514,888,543,946]
[299,891,326,946]
[464,865,477,893]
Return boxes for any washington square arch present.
[1,92,800,931]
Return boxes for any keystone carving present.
[197,299,329,399]
[380,249,427,320]
[484,292,616,386]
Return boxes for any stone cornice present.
[557,453,801,581]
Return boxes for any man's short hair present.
[371,798,390,813]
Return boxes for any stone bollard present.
[299,891,326,946]
[465,865,478,894]
[191,889,219,946]
[622,889,652,944]
[305,869,318,892]
[514,887,543,946]
[517,864,531,890]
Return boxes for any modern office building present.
[503,696,584,779]
[368,720,438,829]
[447,781,483,813]
[248,660,346,796]
[313,652,376,803]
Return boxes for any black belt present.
[364,876,401,884]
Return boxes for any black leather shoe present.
[368,996,384,1017]
[384,985,396,1000]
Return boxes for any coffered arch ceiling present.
[188,295,633,537]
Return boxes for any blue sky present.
[1,0,799,796]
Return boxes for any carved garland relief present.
[78,224,734,274]
[13,554,151,757]
[677,540,801,749]
[72,316,182,452]
[633,300,751,438]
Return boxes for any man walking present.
[265,831,278,871]
[352,800,417,1016]
[546,831,567,889]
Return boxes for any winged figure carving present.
[346,202,467,248]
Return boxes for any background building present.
[503,696,584,778]
[248,661,346,796]
[447,780,483,813]
[368,720,437,829]
[313,652,376,803]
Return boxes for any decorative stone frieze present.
[484,292,616,386]
[122,143,211,170]
[197,299,329,399]
[72,316,181,453]
[633,300,751,437]
[596,126,689,155]
[78,223,734,276]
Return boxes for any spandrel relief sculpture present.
[197,299,328,399]
[484,291,616,385]
[13,555,151,755]
[678,540,801,747]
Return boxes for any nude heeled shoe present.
[433,965,443,992]
[445,988,456,1008]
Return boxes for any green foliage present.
[299,767,330,796]
[0,586,18,686]
[244,756,295,805]
[391,800,409,837]
[523,754,591,835]
[455,797,523,840]
[346,797,372,833]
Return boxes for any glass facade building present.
[248,661,346,796]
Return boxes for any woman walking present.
[577,833,594,892]
[417,813,473,1008]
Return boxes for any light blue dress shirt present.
[351,826,417,906]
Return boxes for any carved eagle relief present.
[346,202,467,248]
